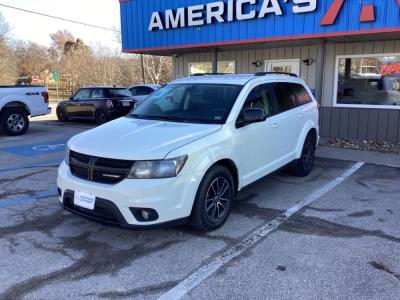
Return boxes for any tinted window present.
[107,88,131,98]
[241,84,276,118]
[90,89,105,99]
[131,84,242,124]
[74,89,91,100]
[291,83,312,106]
[271,83,296,113]
[130,86,155,96]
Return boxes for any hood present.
[69,117,221,160]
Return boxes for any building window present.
[335,54,400,109]
[189,61,236,75]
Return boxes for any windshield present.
[108,88,132,98]
[129,84,242,124]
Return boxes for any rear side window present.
[291,83,312,106]
[90,89,105,99]
[271,83,297,113]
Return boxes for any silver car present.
[129,84,161,105]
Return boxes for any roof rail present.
[190,73,227,77]
[255,72,298,77]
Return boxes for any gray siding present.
[173,45,322,92]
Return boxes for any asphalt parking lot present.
[0,118,400,300]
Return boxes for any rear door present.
[268,82,300,162]
[87,88,106,118]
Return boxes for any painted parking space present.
[0,140,67,157]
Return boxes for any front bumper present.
[57,161,201,227]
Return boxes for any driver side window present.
[241,84,274,118]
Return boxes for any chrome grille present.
[69,150,134,184]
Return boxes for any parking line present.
[158,162,365,300]
[0,188,58,209]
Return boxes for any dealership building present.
[120,0,400,143]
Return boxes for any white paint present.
[293,0,317,14]
[165,8,186,29]
[32,144,66,151]
[206,1,225,24]
[236,0,257,21]
[148,0,318,31]
[188,5,205,27]
[148,12,164,31]
[259,0,283,18]
[158,162,365,300]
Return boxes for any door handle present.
[299,112,305,118]
[272,123,280,129]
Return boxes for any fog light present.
[129,207,159,222]
[141,210,149,220]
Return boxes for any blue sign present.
[120,0,400,53]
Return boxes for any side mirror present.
[69,96,75,101]
[236,108,266,128]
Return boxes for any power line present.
[0,3,120,33]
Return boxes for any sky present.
[0,0,121,50]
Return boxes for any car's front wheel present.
[191,165,235,231]
[1,108,29,136]
[56,107,69,122]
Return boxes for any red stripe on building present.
[360,5,375,22]
[320,0,345,26]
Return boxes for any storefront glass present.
[336,54,400,107]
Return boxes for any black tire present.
[56,107,69,122]
[95,109,108,125]
[292,134,316,177]
[1,108,29,136]
[191,165,235,231]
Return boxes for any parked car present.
[128,84,161,104]
[0,85,50,136]
[58,73,319,231]
[56,87,137,125]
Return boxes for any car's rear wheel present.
[56,107,69,122]
[1,108,29,136]
[292,134,316,177]
[95,109,108,125]
[191,165,235,231]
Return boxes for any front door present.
[265,59,300,76]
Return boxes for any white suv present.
[57,73,319,231]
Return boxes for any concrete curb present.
[317,145,400,168]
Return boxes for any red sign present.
[380,64,400,76]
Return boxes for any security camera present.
[302,58,314,66]
[252,61,263,68]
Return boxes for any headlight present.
[128,155,188,179]
[65,147,70,166]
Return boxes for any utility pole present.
[140,54,146,84]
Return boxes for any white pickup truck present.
[0,85,51,136]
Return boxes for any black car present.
[56,87,136,124]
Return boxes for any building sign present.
[120,0,400,54]
[149,0,317,31]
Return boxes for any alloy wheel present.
[205,177,231,221]
[7,114,25,133]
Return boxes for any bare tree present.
[143,55,173,84]
[14,41,51,82]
